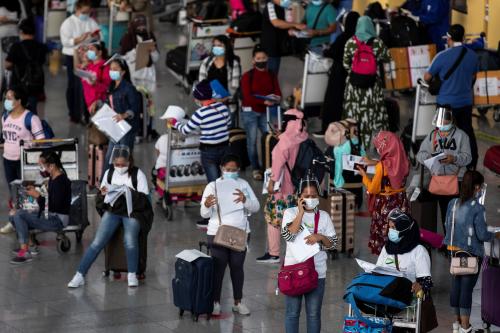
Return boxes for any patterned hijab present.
[373,131,409,189]
[355,16,377,42]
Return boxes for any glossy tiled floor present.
[0,17,499,333]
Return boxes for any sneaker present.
[196,219,209,229]
[10,250,33,265]
[67,272,85,288]
[232,303,250,315]
[11,246,39,256]
[256,253,280,264]
[453,322,460,333]
[252,170,263,181]
[459,326,482,333]
[0,222,14,234]
[128,273,139,287]
[312,131,325,138]
[212,302,221,316]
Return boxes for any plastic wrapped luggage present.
[172,254,214,321]
[88,144,107,188]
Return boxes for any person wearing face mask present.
[424,24,479,169]
[200,154,260,316]
[443,171,500,333]
[60,0,100,124]
[9,151,71,264]
[281,176,337,333]
[417,107,472,234]
[0,88,45,234]
[68,145,152,288]
[240,45,282,181]
[103,58,140,172]
[376,209,438,333]
[356,131,410,255]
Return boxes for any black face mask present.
[136,30,148,38]
[255,61,268,70]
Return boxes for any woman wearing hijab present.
[316,11,360,137]
[257,109,308,264]
[376,209,438,333]
[356,131,410,255]
[343,16,391,146]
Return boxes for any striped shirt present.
[175,102,231,145]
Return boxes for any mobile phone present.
[354,163,366,171]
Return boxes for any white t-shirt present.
[376,245,431,282]
[282,207,337,279]
[154,134,169,170]
[101,168,149,195]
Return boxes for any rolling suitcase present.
[319,188,355,258]
[481,242,500,328]
[88,144,107,188]
[411,166,438,233]
[165,46,198,84]
[261,134,278,169]
[262,106,281,169]
[172,255,214,321]
[384,97,400,133]
[228,128,250,170]
[68,180,90,243]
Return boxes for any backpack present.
[107,165,139,191]
[349,36,377,89]
[2,111,54,139]
[286,139,326,190]
[390,14,421,47]
[14,43,45,92]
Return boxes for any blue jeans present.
[241,110,268,170]
[268,56,281,75]
[450,257,482,317]
[77,211,140,275]
[285,278,325,333]
[104,130,136,172]
[200,144,228,183]
[12,210,64,245]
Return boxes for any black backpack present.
[14,43,44,92]
[390,15,421,47]
[286,139,326,190]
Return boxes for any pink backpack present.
[349,36,377,88]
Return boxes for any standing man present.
[60,0,100,124]
[424,24,478,169]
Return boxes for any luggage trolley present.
[300,51,333,115]
[16,139,89,253]
[157,128,207,220]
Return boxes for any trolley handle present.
[20,138,79,147]
[417,78,429,88]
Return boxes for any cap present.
[160,105,185,120]
[193,80,213,101]
[447,24,465,42]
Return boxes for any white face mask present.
[114,166,128,175]
[304,198,319,210]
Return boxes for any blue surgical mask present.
[438,124,453,132]
[388,229,402,243]
[109,70,121,81]
[223,171,239,180]
[212,46,225,56]
[311,0,323,5]
[79,13,89,21]
[3,99,14,112]
[351,137,359,145]
[280,0,291,8]
[87,50,97,61]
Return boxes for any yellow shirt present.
[362,162,405,196]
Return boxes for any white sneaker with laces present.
[459,326,473,333]
[67,272,85,288]
[128,273,139,287]
[452,322,460,333]
[212,302,221,316]
[0,222,14,234]
[232,303,250,315]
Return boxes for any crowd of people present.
[0,1,498,333]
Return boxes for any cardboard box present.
[384,44,437,90]
[474,70,500,105]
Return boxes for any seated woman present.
[68,145,153,288]
[10,151,72,264]
[376,209,438,333]
[201,154,260,316]
[281,175,337,333]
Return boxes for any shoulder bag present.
[213,180,247,252]
[428,46,467,96]
[278,212,319,296]
[428,130,459,196]
[449,201,479,275]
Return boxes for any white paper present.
[91,104,132,143]
[384,61,397,80]
[342,155,376,174]
[408,45,432,87]
[262,168,282,195]
[74,68,96,83]
[215,179,244,216]
[355,258,405,278]
[423,153,446,171]
[104,184,133,216]
[474,77,499,97]
[292,30,311,38]
[175,249,210,262]
[288,227,320,263]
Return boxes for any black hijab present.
[324,11,360,62]
[385,213,421,255]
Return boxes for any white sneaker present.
[128,273,139,287]
[0,222,14,234]
[232,302,250,315]
[67,272,85,288]
[453,322,460,333]
[212,302,221,316]
[459,326,473,333]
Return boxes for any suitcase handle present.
[20,138,79,146]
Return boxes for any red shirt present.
[81,59,111,109]
[240,69,281,113]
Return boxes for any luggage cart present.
[157,128,207,220]
[300,51,332,114]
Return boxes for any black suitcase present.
[172,257,214,321]
[68,180,90,242]
[228,128,250,170]
[411,166,438,232]
[384,97,400,133]
[165,46,199,84]
[261,134,278,170]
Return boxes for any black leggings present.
[207,235,246,302]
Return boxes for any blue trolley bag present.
[172,256,214,321]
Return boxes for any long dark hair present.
[40,151,66,175]
[213,35,236,66]
[93,41,109,60]
[460,170,484,204]
[110,58,132,87]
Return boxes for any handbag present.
[420,296,439,333]
[88,123,109,145]
[428,47,467,96]
[449,201,479,275]
[428,174,459,196]
[213,181,247,252]
[278,212,319,296]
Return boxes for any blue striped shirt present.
[175,102,230,144]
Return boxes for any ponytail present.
[40,151,66,175]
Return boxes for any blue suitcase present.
[172,257,214,321]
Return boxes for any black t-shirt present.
[261,2,287,57]
[207,64,228,90]
[6,39,48,93]
[47,173,72,215]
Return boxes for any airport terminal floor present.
[0,19,499,333]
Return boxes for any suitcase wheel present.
[75,230,83,243]
[57,235,71,253]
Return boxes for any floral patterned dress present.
[342,37,391,147]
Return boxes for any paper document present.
[176,249,211,262]
[262,168,282,195]
[288,227,320,263]
[74,68,96,82]
[215,179,244,216]
[355,258,405,278]
[292,30,311,39]
[104,184,133,216]
[91,104,132,142]
[253,94,281,102]
[423,153,446,171]
[342,155,376,174]
[475,77,499,97]
[135,40,155,70]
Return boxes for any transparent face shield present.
[298,172,321,196]
[432,107,453,127]
[109,145,131,164]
